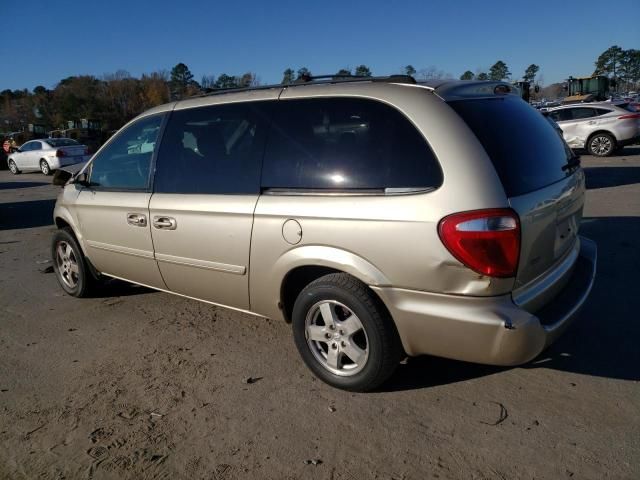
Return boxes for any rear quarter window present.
[261,97,443,192]
[448,97,572,197]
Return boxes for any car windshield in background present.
[448,96,572,197]
[46,138,79,147]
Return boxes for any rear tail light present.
[618,113,640,119]
[55,149,66,157]
[438,209,520,278]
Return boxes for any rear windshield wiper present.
[562,155,581,171]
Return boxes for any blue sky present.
[2,0,638,91]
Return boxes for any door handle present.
[127,213,147,227]
[153,216,177,230]
[587,120,596,125]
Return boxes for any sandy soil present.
[0,151,638,479]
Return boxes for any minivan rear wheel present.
[587,133,615,157]
[51,228,95,297]
[291,273,402,392]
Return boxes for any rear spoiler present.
[426,80,520,101]
[52,161,87,186]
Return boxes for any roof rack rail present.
[190,74,417,100]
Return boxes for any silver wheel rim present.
[55,241,80,289]
[9,161,16,173]
[40,161,49,174]
[305,300,369,376]
[590,136,612,156]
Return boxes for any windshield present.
[448,96,573,197]
[46,138,79,147]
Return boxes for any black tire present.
[292,273,403,392]
[40,159,51,175]
[587,133,615,157]
[8,159,20,174]
[51,228,96,297]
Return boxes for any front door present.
[75,113,166,289]
[558,107,596,148]
[149,98,274,310]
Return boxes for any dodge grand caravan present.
[51,77,597,392]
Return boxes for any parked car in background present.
[546,102,640,156]
[7,138,90,175]
[51,78,596,391]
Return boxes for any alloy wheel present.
[305,300,369,376]
[55,241,80,289]
[590,135,612,156]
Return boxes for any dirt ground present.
[0,150,638,480]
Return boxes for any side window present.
[570,108,596,120]
[262,98,442,191]
[594,108,611,116]
[552,109,573,122]
[33,141,42,151]
[154,102,268,194]
[547,111,562,122]
[21,142,34,151]
[89,114,163,189]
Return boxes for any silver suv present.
[546,102,640,156]
[51,77,597,391]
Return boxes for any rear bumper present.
[373,236,597,365]
[54,155,89,169]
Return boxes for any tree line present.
[2,45,638,135]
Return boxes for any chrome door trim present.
[154,252,246,275]
[86,240,155,259]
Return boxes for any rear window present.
[448,97,572,197]
[46,138,79,147]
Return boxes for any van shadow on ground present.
[0,181,49,190]
[584,166,640,189]
[0,199,56,230]
[383,216,640,392]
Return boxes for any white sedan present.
[7,138,90,175]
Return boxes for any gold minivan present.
[52,77,597,391]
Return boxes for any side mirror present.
[73,171,91,187]
[52,169,72,186]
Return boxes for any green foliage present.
[593,46,640,91]
[214,74,238,89]
[523,64,539,83]
[489,61,510,81]
[460,70,475,80]
[281,68,295,84]
[296,67,312,81]
[404,65,416,76]
[593,45,624,77]
[476,72,489,81]
[354,65,372,77]
[169,63,195,99]
[335,68,352,77]
[620,49,640,86]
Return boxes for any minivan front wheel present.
[52,228,94,297]
[587,133,615,157]
[292,273,402,392]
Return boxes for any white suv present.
[546,102,640,156]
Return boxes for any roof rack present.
[192,74,417,99]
